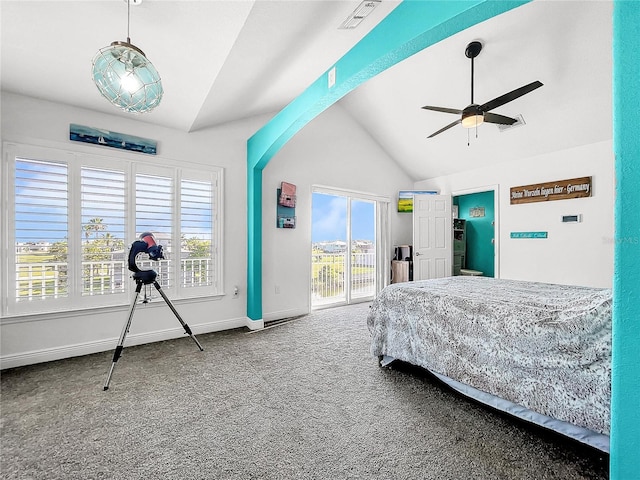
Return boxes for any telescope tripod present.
[103,274,204,390]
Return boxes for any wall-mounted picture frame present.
[470,207,485,218]
[398,190,438,213]
[70,123,157,155]
[279,181,297,208]
[277,216,296,228]
[277,182,296,229]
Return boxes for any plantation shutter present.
[14,158,69,302]
[81,167,126,296]
[180,178,213,288]
[4,143,222,316]
[135,173,173,288]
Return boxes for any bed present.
[367,276,611,452]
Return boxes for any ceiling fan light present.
[461,113,484,128]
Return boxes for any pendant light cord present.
[126,0,131,44]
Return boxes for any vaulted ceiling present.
[1,0,612,181]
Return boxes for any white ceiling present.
[1,0,612,181]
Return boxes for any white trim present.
[0,316,247,370]
[310,186,388,308]
[452,184,500,279]
[0,294,225,325]
[2,141,223,316]
[312,184,391,203]
[2,135,216,172]
[245,317,264,330]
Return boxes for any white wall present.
[414,140,615,288]
[0,93,413,368]
[0,92,269,368]
[261,103,414,319]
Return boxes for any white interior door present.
[412,194,452,280]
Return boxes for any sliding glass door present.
[350,199,376,301]
[311,188,386,308]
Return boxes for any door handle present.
[415,252,421,256]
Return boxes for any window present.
[2,143,223,316]
[135,172,174,288]
[180,178,214,289]
[81,167,126,296]
[15,158,69,301]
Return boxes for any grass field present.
[397,198,413,213]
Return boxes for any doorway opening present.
[311,188,389,308]
[452,188,498,278]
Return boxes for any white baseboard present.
[0,317,246,370]
[245,317,264,330]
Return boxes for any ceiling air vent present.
[339,0,381,29]
[497,114,526,132]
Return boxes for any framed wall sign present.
[510,176,592,205]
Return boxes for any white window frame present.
[311,185,391,308]
[1,142,223,317]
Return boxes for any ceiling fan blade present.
[428,119,461,138]
[480,80,543,112]
[421,105,463,115]
[484,112,517,125]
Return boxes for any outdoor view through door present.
[312,191,376,308]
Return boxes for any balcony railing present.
[311,252,375,306]
[15,258,212,300]
[16,254,371,303]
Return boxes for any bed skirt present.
[380,355,609,452]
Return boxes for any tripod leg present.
[153,281,204,352]
[103,281,143,391]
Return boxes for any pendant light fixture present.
[91,0,163,113]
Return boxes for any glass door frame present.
[311,185,391,309]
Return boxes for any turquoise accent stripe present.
[611,1,640,477]
[246,0,530,321]
[246,167,262,320]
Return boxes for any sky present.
[311,192,375,243]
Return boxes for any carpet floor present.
[1,302,608,479]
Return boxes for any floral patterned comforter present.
[367,276,612,435]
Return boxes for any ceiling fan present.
[422,41,543,138]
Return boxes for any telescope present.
[103,232,204,390]
[127,231,164,284]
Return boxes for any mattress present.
[367,276,612,449]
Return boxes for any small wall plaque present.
[510,231,548,239]
[469,207,485,218]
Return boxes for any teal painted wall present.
[247,1,639,476]
[610,1,640,477]
[455,191,495,277]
